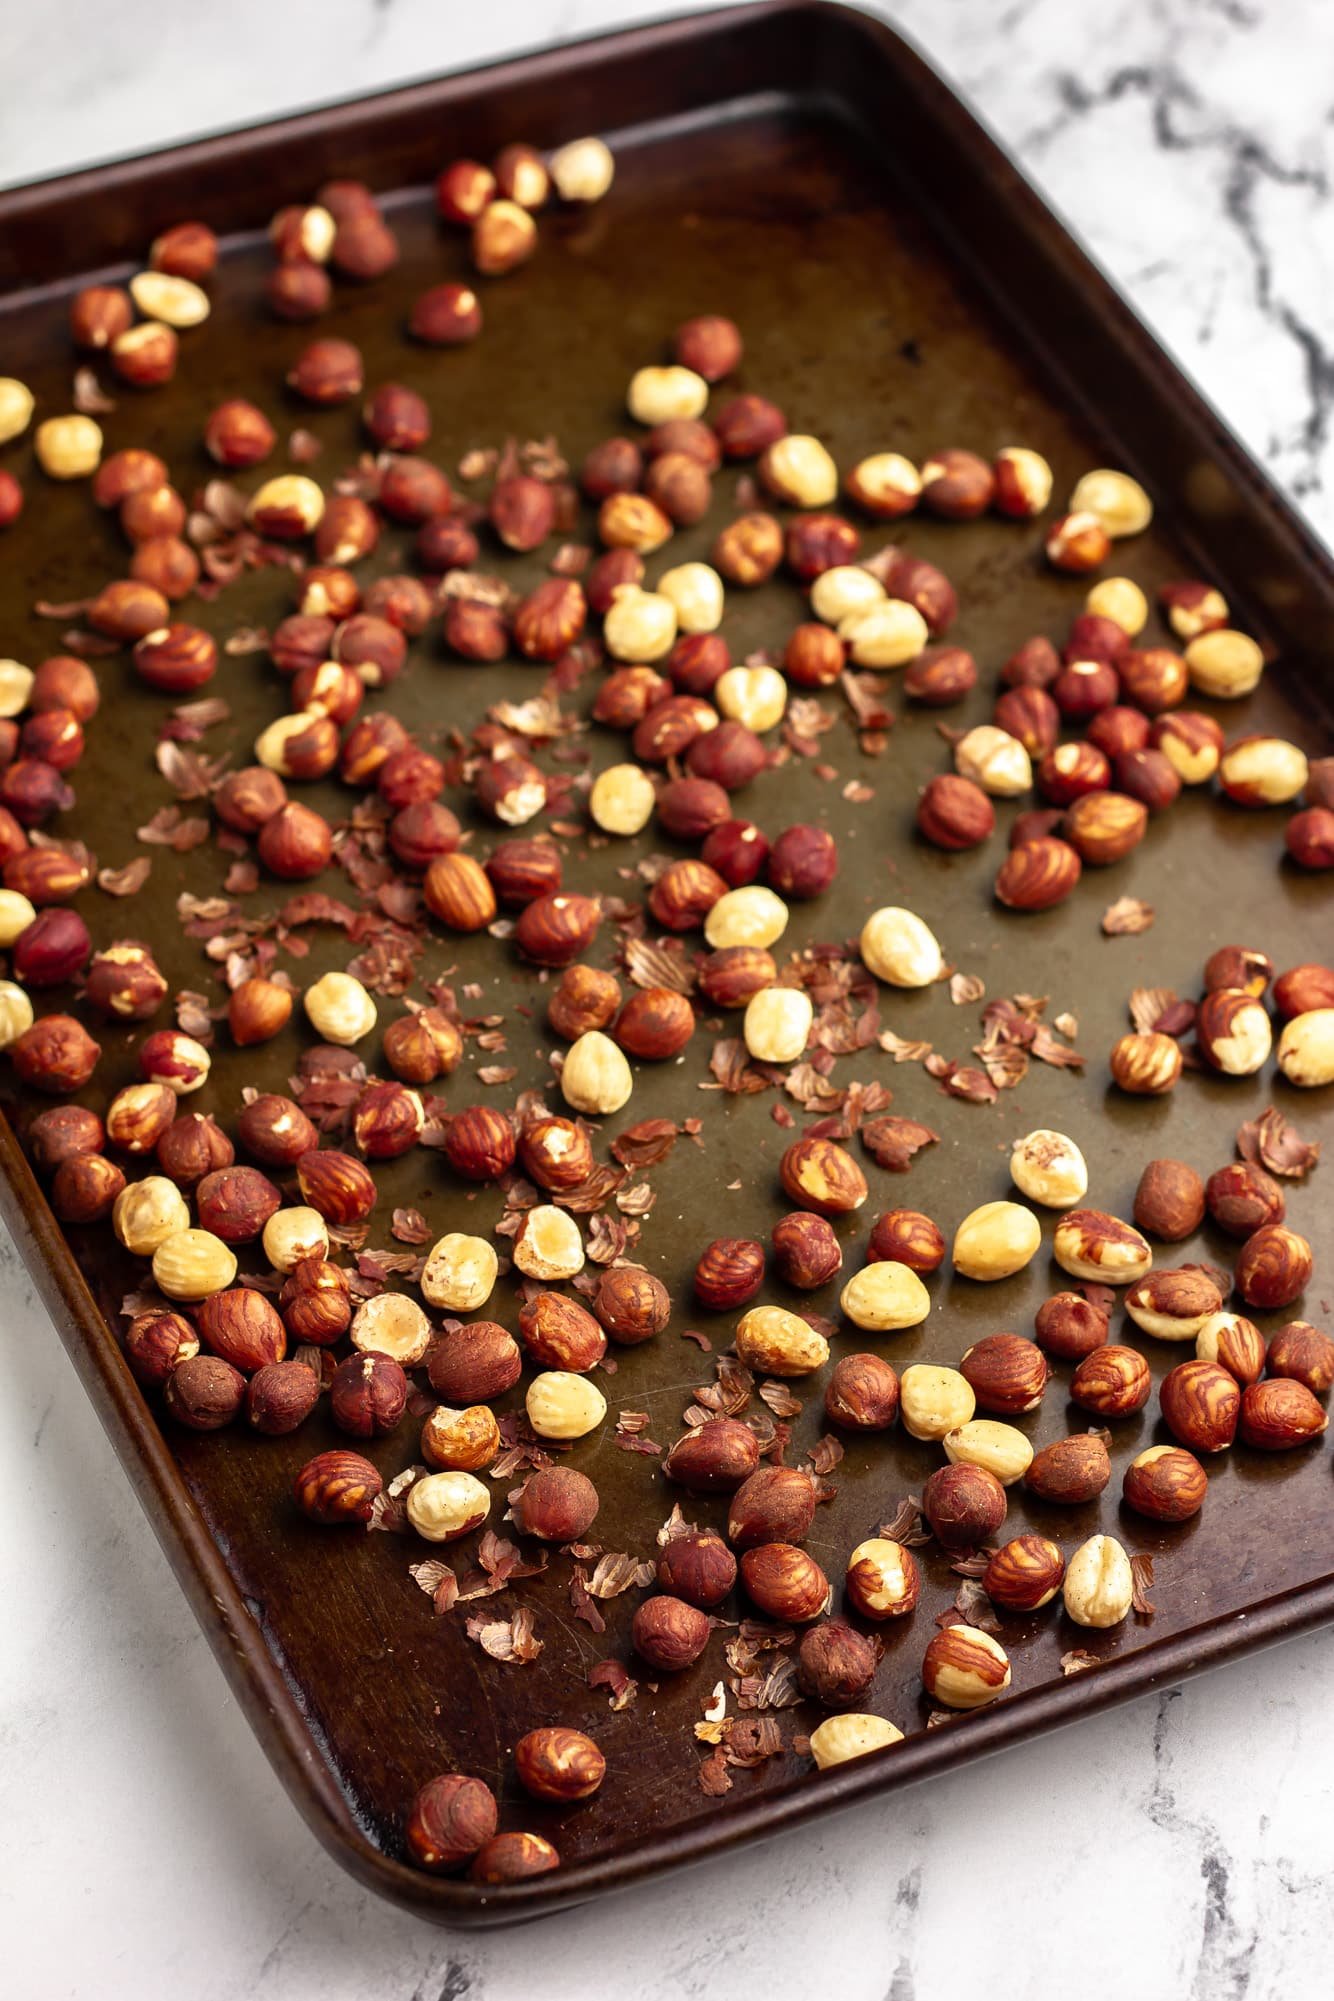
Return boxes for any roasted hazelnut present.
[416,1232,496,1316]
[85,941,168,1020]
[513,1728,605,1813]
[1185,628,1264,699]
[409,280,482,345]
[592,1264,671,1346]
[712,394,786,460]
[123,1307,199,1389]
[779,1135,868,1217]
[263,1207,331,1275]
[420,1324,517,1410]
[295,1148,377,1226]
[476,755,549,829]
[405,1774,497,1874]
[1159,578,1228,639]
[276,1259,349,1347]
[663,1418,760,1492]
[1159,1359,1240,1453]
[153,1113,232,1191]
[50,1152,124,1224]
[194,1287,286,1374]
[352,1080,424,1160]
[467,1834,561,1885]
[70,284,133,349]
[865,1209,945,1275]
[516,1114,596,1194]
[922,1462,1008,1554]
[137,1027,210,1096]
[27,1104,105,1173]
[525,1370,607,1440]
[712,511,784,586]
[653,1523,742,1619]
[1009,1128,1088,1209]
[691,1238,764,1314]
[1235,1225,1312,1311]
[105,1082,179,1156]
[740,1542,830,1622]
[329,1352,408,1439]
[1122,1445,1208,1523]
[165,1354,245,1430]
[1109,1030,1183,1097]
[1024,1432,1111,1504]
[1195,1311,1266,1385]
[232,1095,314,1170]
[697,944,777,1009]
[512,1206,586,1285]
[1045,511,1110,573]
[437,1106,515,1185]
[560,1030,633,1115]
[1150,710,1224,784]
[511,1466,600,1543]
[1239,1378,1329,1449]
[771,1212,842,1291]
[942,1420,1033,1486]
[783,621,845,690]
[1063,1534,1134,1628]
[900,1365,975,1442]
[1070,1344,1152,1417]
[614,985,695,1060]
[423,852,497,932]
[1276,1008,1334,1087]
[1204,1161,1284,1239]
[225,976,291,1049]
[736,1303,829,1375]
[1266,1322,1334,1395]
[993,446,1053,517]
[0,758,68,830]
[644,451,711,526]
[797,1619,878,1710]
[1034,1292,1112,1361]
[902,644,977,706]
[1125,1267,1223,1343]
[257,801,332,879]
[765,824,838,902]
[842,1539,919,1622]
[266,260,332,320]
[727,1466,817,1550]
[923,1626,1011,1708]
[808,1715,904,1770]
[959,1334,1049,1415]
[983,1535,1066,1611]
[701,820,770,887]
[952,1200,1042,1282]
[11,1014,100,1094]
[110,319,179,387]
[632,1595,710,1672]
[673,312,742,380]
[246,1360,322,1438]
[294,1449,382,1525]
[824,1353,899,1431]
[1052,1209,1153,1285]
[405,1470,491,1543]
[1286,807,1334,871]
[920,447,994,518]
[30,655,99,722]
[1088,705,1151,758]
[916,773,995,850]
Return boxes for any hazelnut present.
[512,1467,601,1542]
[1185,629,1263,699]
[632,1594,711,1671]
[922,1463,1007,1552]
[1125,1268,1223,1343]
[808,1714,904,1770]
[713,394,787,459]
[51,1153,125,1224]
[673,313,741,380]
[899,1364,975,1442]
[663,1418,760,1492]
[513,1205,586,1283]
[331,1352,408,1438]
[229,977,293,1048]
[13,907,92,985]
[514,1726,605,1808]
[1160,579,1229,639]
[420,1232,498,1313]
[627,365,709,427]
[1205,1162,1285,1239]
[845,451,920,517]
[784,512,859,581]
[518,1113,597,1191]
[779,1135,867,1218]
[1123,1445,1208,1523]
[757,433,838,508]
[983,1535,1065,1610]
[1052,1210,1153,1285]
[11,1014,100,1095]
[697,944,777,1008]
[1218,734,1308,807]
[797,1619,878,1710]
[712,512,784,586]
[994,836,1082,912]
[247,474,325,539]
[1009,1129,1088,1209]
[657,1529,736,1608]
[34,414,102,480]
[164,1354,245,1430]
[943,1420,1033,1486]
[1239,1378,1328,1449]
[295,1148,377,1225]
[858,904,944,987]
[952,1201,1042,1282]
[1119,647,1188,714]
[1235,1224,1312,1310]
[194,1164,281,1245]
[735,1302,829,1376]
[405,1773,497,1874]
[1150,710,1224,783]
[727,1465,817,1551]
[824,1352,899,1430]
[739,1543,831,1622]
[916,773,995,850]
[739,985,810,1065]
[840,1260,930,1333]
[922,1626,1011,1709]
[560,1029,633,1115]
[1024,1433,1111,1505]
[1107,1030,1183,1098]
[156,1113,233,1189]
[266,262,332,320]
[959,1333,1049,1414]
[195,1288,286,1373]
[903,645,978,707]
[838,597,929,669]
[468,1833,560,1885]
[659,561,725,635]
[237,1096,317,1169]
[1045,511,1110,573]
[526,1371,606,1440]
[405,1470,491,1545]
[702,883,788,952]
[263,1207,331,1274]
[768,1212,840,1292]
[714,662,785,733]
[1195,1311,1266,1385]
[123,1308,199,1388]
[70,286,132,349]
[293,1449,383,1525]
[1286,806,1334,869]
[1070,1344,1152,1417]
[917,446,993,517]
[472,198,536,272]
[866,1209,945,1275]
[476,755,549,829]
[419,1402,499,1473]
[441,1106,516,1183]
[257,802,333,879]
[427,1322,521,1404]
[104,1083,176,1155]
[1266,1322,1334,1395]
[247,1360,321,1437]
[810,564,884,626]
[614,986,695,1061]
[1160,1359,1240,1453]
[693,1238,765,1313]
[1208,944,1273,1001]
[112,1175,191,1255]
[423,853,498,932]
[1063,1534,1135,1628]
[603,586,677,661]
[955,725,1032,798]
[26,1104,105,1174]
[844,1539,920,1621]
[1276,1009,1334,1087]
[349,1292,431,1368]
[1034,1291,1111,1361]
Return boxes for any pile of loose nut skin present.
[0,125,1331,1890]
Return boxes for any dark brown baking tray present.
[0,0,1331,1926]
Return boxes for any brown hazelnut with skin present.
[767,824,839,899]
[1205,1162,1285,1239]
[518,1292,605,1372]
[994,838,1082,912]
[663,1418,760,1492]
[165,1354,245,1430]
[420,1403,500,1473]
[785,622,846,689]
[515,891,601,969]
[329,1352,408,1438]
[123,1308,199,1388]
[647,858,729,931]
[51,1153,125,1224]
[257,802,332,880]
[1273,964,1334,1018]
[995,685,1060,757]
[592,1264,671,1345]
[71,283,133,349]
[779,1135,867,1218]
[739,1543,831,1622]
[920,447,993,518]
[547,966,620,1041]
[229,977,293,1047]
[195,1288,286,1374]
[236,1095,317,1168]
[824,1353,899,1430]
[657,1529,737,1609]
[712,396,787,459]
[1238,1378,1328,1450]
[279,1259,351,1346]
[712,511,784,585]
[156,1113,233,1189]
[631,1595,711,1672]
[727,1466,817,1550]
[1196,988,1272,1075]
[922,1463,1007,1551]
[295,1148,376,1225]
[844,1539,920,1620]
[701,820,770,887]
[388,801,461,871]
[352,1080,424,1161]
[1159,1360,1240,1452]
[405,1774,498,1874]
[694,1237,766,1311]
[363,382,430,451]
[26,1105,104,1174]
[196,1165,282,1244]
[797,1620,878,1710]
[293,1449,383,1525]
[267,261,332,321]
[1196,1312,1266,1385]
[11,1016,100,1094]
[675,314,742,380]
[13,908,91,985]
[1088,706,1151,757]
[441,1106,516,1183]
[1266,1322,1334,1396]
[903,645,978,706]
[1109,1030,1183,1096]
[1070,1344,1152,1417]
[879,554,957,632]
[916,774,995,850]
[512,1467,600,1542]
[867,1209,945,1274]
[614,986,695,1060]
[427,1322,521,1404]
[1023,1433,1111,1504]
[644,451,711,525]
[383,1008,464,1088]
[1134,1159,1206,1242]
[772,1212,842,1290]
[983,1535,1066,1611]
[246,1360,322,1437]
[409,281,482,345]
[517,1114,596,1192]
[656,775,730,840]
[515,1728,604,1805]
[958,1334,1049,1414]
[84,942,168,1021]
[1235,1225,1312,1310]
[468,1833,560,1886]
[697,946,777,1009]
[1122,1445,1208,1522]
[214,765,286,834]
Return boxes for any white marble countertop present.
[2,2,1333,1996]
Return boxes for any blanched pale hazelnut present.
[900,1363,975,1441]
[810,564,884,626]
[1277,1009,1334,1087]
[406,1469,491,1543]
[549,135,615,202]
[1063,1533,1134,1627]
[859,905,943,987]
[943,1419,1034,1486]
[1009,1129,1088,1209]
[113,1175,191,1255]
[513,1204,585,1281]
[246,474,325,535]
[808,1713,904,1769]
[1069,468,1152,538]
[1185,628,1263,698]
[0,377,35,444]
[589,762,656,835]
[262,1205,330,1272]
[839,597,928,668]
[657,561,724,633]
[839,1260,930,1332]
[35,414,102,478]
[304,970,377,1046]
[703,884,789,951]
[0,980,34,1049]
[151,1228,238,1301]
[743,986,812,1063]
[952,1200,1042,1281]
[0,888,37,946]
[129,270,210,326]
[761,434,837,508]
[1219,736,1309,805]
[627,365,708,425]
[735,1303,829,1377]
[0,660,35,719]
[603,585,677,661]
[421,1232,498,1311]
[955,724,1032,796]
[847,450,920,515]
[715,663,787,731]
[349,1291,432,1366]
[560,1030,633,1115]
[526,1370,608,1439]
[1086,576,1148,636]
